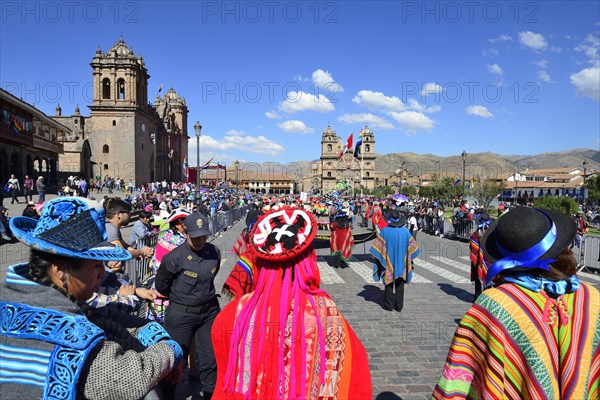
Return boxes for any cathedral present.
[53,37,188,184]
[308,125,377,193]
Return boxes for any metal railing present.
[443,218,475,240]
[575,234,600,273]
[124,206,249,286]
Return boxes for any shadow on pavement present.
[357,284,384,307]
[437,283,473,303]
[376,392,405,400]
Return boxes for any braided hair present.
[28,249,82,303]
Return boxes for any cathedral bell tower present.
[90,37,149,110]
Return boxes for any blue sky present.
[1,1,599,166]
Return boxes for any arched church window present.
[365,144,370,153]
[102,78,111,99]
[104,164,108,170]
[117,78,125,100]
[366,172,370,177]
[103,145,109,154]
[327,144,332,152]
[327,172,331,177]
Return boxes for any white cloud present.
[487,64,504,75]
[482,48,500,57]
[518,31,548,51]
[489,34,512,43]
[352,89,439,113]
[277,91,335,113]
[352,90,405,112]
[278,120,315,134]
[337,113,394,130]
[537,70,552,83]
[575,34,600,61]
[388,111,435,135]
[533,59,548,68]
[265,111,280,119]
[421,82,443,96]
[312,69,344,93]
[570,65,600,101]
[406,99,441,113]
[198,130,285,156]
[293,74,309,82]
[466,105,494,119]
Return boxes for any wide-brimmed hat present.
[387,210,406,227]
[167,209,191,224]
[9,197,131,261]
[481,207,576,284]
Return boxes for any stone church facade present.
[307,125,377,193]
[53,37,188,184]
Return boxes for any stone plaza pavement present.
[1,201,599,399]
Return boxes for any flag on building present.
[183,155,188,178]
[338,133,353,159]
[354,129,363,158]
[200,157,214,170]
[13,115,23,134]
[452,176,461,187]
[158,84,163,93]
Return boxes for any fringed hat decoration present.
[223,206,340,399]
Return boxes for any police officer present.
[155,212,220,400]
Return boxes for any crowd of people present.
[0,175,598,399]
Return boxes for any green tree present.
[534,196,579,215]
[586,174,600,201]
[472,179,505,209]
[402,185,417,196]
[373,185,394,198]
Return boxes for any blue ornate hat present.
[9,197,132,261]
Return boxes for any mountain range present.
[249,148,599,179]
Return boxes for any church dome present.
[323,125,336,135]
[109,37,134,57]
[164,88,181,101]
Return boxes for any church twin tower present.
[318,125,377,192]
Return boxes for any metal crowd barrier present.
[124,205,249,286]
[443,218,475,240]
[576,234,600,273]
[208,206,249,236]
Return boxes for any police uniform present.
[155,212,220,399]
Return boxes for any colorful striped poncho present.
[432,282,600,399]
[370,226,420,285]
[469,231,490,286]
[330,221,354,262]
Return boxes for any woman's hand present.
[118,284,136,296]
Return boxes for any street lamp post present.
[399,161,405,194]
[234,160,239,195]
[583,160,588,211]
[194,121,202,205]
[151,132,157,182]
[168,149,174,183]
[461,150,467,198]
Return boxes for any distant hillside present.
[238,149,599,179]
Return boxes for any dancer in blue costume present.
[370,210,421,312]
